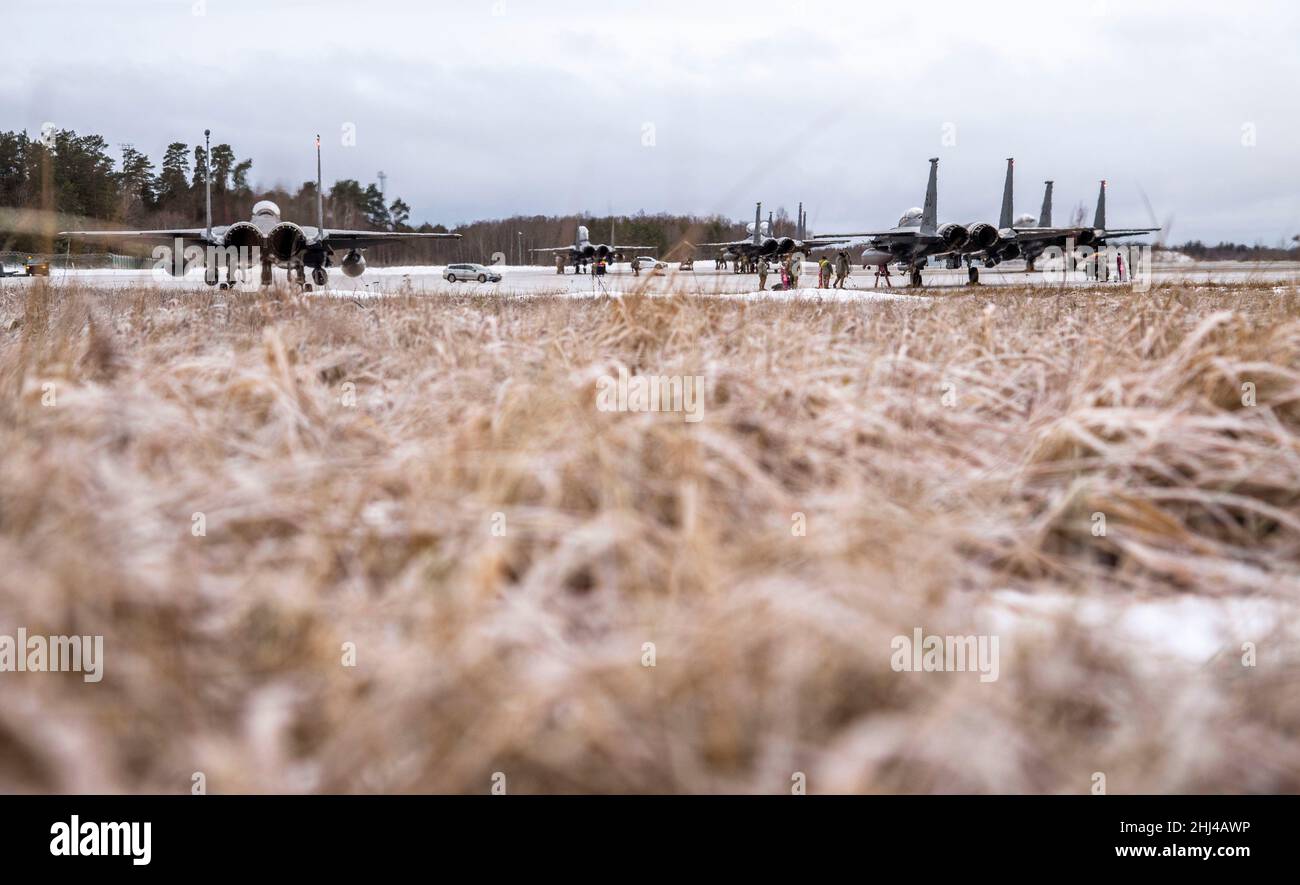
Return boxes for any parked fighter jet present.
[1022,178,1161,256]
[530,220,655,273]
[689,201,855,264]
[966,159,1159,272]
[58,132,461,289]
[824,158,987,286]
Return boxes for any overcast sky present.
[4,0,1298,243]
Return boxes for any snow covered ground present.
[6,259,1299,299]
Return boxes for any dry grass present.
[1,280,1298,794]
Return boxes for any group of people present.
[815,251,854,289]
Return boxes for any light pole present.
[518,231,523,267]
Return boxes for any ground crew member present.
[758,259,768,290]
[816,256,829,288]
[834,250,850,288]
[556,254,565,275]
[874,262,892,288]
[789,255,802,289]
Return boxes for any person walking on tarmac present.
[758,259,768,290]
[817,255,830,288]
[834,250,851,289]
[789,254,802,289]
[874,262,892,288]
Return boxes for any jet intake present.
[938,223,968,250]
[267,222,307,262]
[341,250,367,278]
[965,223,999,250]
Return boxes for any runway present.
[6,259,1299,299]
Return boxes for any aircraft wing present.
[688,239,748,249]
[57,227,211,240]
[529,246,576,253]
[1099,228,1160,239]
[1010,226,1076,243]
[800,235,872,249]
[322,229,461,247]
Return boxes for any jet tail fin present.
[203,129,213,240]
[999,158,1014,229]
[1093,180,1106,230]
[921,158,939,236]
[315,134,325,233]
[1039,181,1053,227]
[797,201,804,240]
[753,202,762,246]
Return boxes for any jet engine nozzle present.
[777,237,796,254]
[965,223,999,250]
[341,250,367,278]
[759,238,780,255]
[594,244,611,259]
[222,221,263,252]
[267,222,307,262]
[938,223,968,250]
[580,244,596,258]
[1075,229,1101,246]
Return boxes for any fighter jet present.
[1017,178,1160,259]
[689,201,856,265]
[823,158,989,286]
[966,159,1159,272]
[58,131,461,289]
[530,220,655,273]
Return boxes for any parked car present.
[631,256,668,271]
[444,263,501,283]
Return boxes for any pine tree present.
[157,142,191,211]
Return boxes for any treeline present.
[0,127,419,254]
[1160,239,1300,262]
[426,212,759,268]
[0,125,791,265]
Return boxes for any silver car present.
[444,263,501,283]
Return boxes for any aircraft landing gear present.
[1026,258,1036,273]
[260,258,273,287]
[312,267,327,288]
[204,264,218,287]
[968,265,981,284]
[910,268,923,287]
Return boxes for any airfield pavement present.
[5,259,1300,299]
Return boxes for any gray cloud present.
[4,0,1298,242]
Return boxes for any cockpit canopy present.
[898,207,924,227]
[1013,213,1038,227]
[252,200,282,219]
